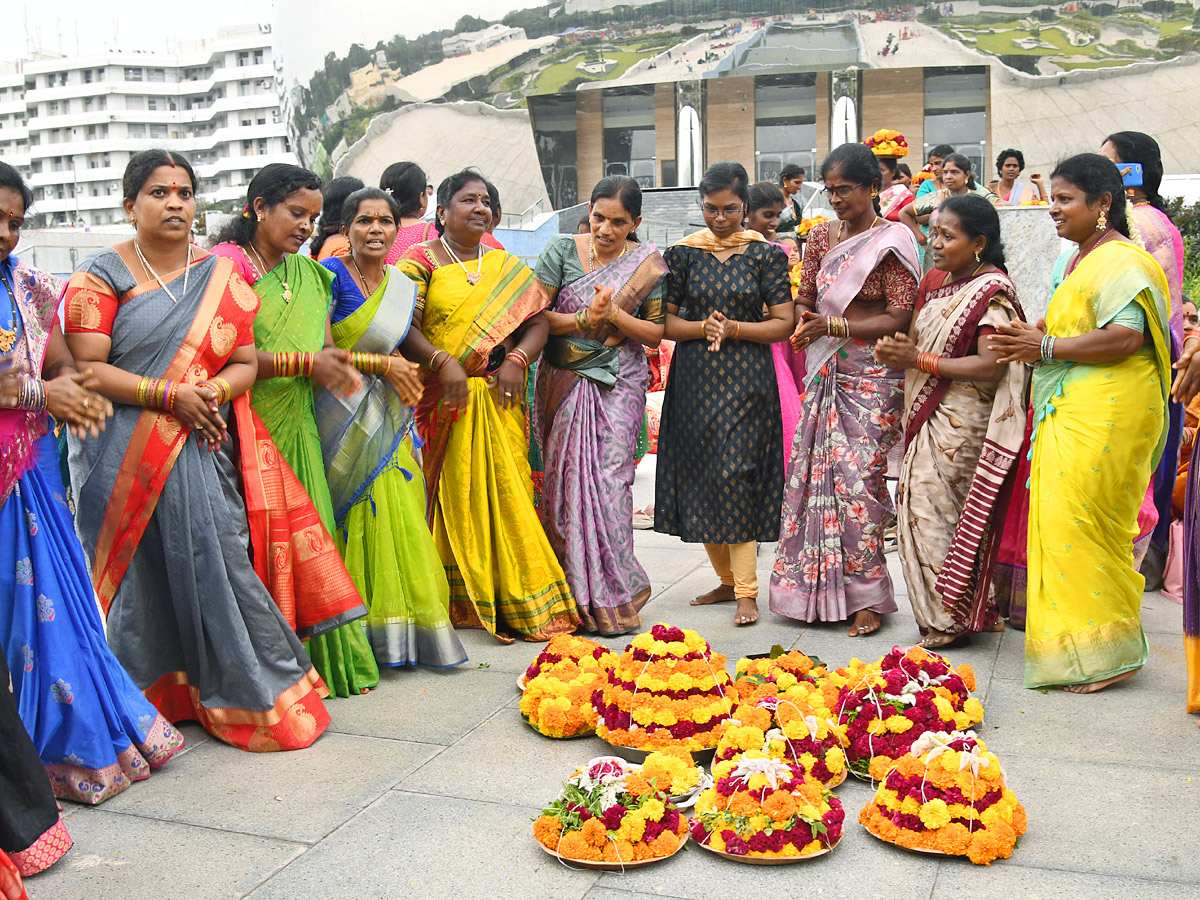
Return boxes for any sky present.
[1,0,535,62]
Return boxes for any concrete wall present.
[654,82,676,187]
[704,76,755,174]
[576,91,604,199]
[815,71,832,161]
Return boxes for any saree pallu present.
[770,225,920,622]
[1,652,71,877]
[317,262,466,667]
[1025,242,1171,688]
[224,245,378,698]
[398,246,580,640]
[530,242,667,634]
[64,250,363,750]
[1,257,184,802]
[897,270,1028,636]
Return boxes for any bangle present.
[916,351,942,376]
[505,348,529,370]
[428,349,447,371]
[826,317,850,339]
[351,352,389,375]
[165,380,181,414]
[273,352,316,377]
[199,377,232,405]
[1040,334,1057,361]
[1184,428,1196,449]
[16,376,47,411]
[574,308,590,331]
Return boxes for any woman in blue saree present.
[319,188,466,667]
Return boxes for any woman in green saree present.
[212,164,379,696]
[318,188,466,667]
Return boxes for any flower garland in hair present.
[859,730,1026,865]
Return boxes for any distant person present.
[901,152,997,271]
[896,162,913,190]
[877,155,914,221]
[480,180,505,251]
[382,161,438,265]
[577,213,591,234]
[310,175,363,261]
[915,144,954,200]
[988,148,1046,204]
[778,163,806,227]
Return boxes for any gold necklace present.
[588,238,628,273]
[348,252,381,297]
[246,242,292,302]
[836,215,882,244]
[0,267,18,354]
[440,237,482,285]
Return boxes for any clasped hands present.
[0,353,112,439]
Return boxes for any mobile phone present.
[1120,162,1143,188]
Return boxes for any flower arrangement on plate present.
[716,690,847,790]
[594,623,733,753]
[521,660,611,739]
[533,755,689,867]
[860,731,1026,865]
[796,215,828,238]
[689,756,844,862]
[865,128,909,158]
[834,647,985,781]
[732,649,827,703]
[522,634,616,689]
[640,747,704,800]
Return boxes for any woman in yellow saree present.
[396,170,580,643]
[991,154,1172,692]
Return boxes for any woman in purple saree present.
[770,144,920,637]
[531,177,667,634]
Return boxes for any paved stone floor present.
[26,462,1199,900]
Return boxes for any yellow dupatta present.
[1025,240,1171,687]
[395,245,579,641]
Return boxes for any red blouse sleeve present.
[62,270,119,336]
[796,222,829,305]
[879,251,918,311]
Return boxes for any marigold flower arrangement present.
[834,647,985,781]
[639,747,703,797]
[594,623,733,752]
[533,755,689,864]
[524,634,616,684]
[796,215,828,237]
[859,731,1026,865]
[521,660,611,739]
[733,650,826,699]
[864,128,909,158]
[715,691,847,790]
[689,756,845,859]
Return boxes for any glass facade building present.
[924,66,989,180]
[754,73,818,182]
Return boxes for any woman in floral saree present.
[320,187,466,667]
[770,143,920,637]
[991,154,1172,692]
[531,176,666,634]
[65,150,366,749]
[875,195,1029,646]
[398,170,580,643]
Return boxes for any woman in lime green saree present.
[212,164,380,696]
[991,154,1172,693]
[318,188,466,667]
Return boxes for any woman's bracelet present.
[198,377,232,405]
[350,352,392,375]
[733,321,741,340]
[826,316,851,339]
[506,347,530,370]
[428,349,448,371]
[1040,334,1057,361]
[273,352,315,378]
[16,376,47,411]
[135,376,177,411]
[916,351,942,376]
[574,308,591,331]
[1183,428,1196,450]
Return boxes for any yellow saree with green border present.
[397,245,580,641]
[1025,240,1171,688]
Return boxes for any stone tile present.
[98,732,440,843]
[995,754,1200,882]
[635,545,709,584]
[326,666,515,746]
[242,792,600,900]
[27,808,304,900]
[931,864,1200,900]
[174,722,214,755]
[1140,592,1187,635]
[399,709,611,806]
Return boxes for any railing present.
[497,197,547,231]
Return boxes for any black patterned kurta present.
[654,241,791,543]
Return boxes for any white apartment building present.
[0,25,295,227]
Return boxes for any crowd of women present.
[2,126,1198,890]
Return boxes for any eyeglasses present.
[821,184,863,200]
[701,203,744,217]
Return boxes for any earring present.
[974,250,981,264]
[130,218,137,230]
[870,189,879,199]
[1097,209,1108,231]
[256,213,264,223]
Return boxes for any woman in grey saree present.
[63,151,364,751]
[531,177,668,634]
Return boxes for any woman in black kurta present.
[654,161,795,625]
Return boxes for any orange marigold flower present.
[558,830,597,861]
[603,839,636,863]
[624,773,652,797]
[762,790,798,822]
[581,817,608,847]
[533,815,563,848]
[1011,802,1028,836]
[934,821,972,855]
[956,664,977,692]
[649,831,680,856]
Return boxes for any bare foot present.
[691,584,736,606]
[1062,669,1139,693]
[734,597,758,626]
[848,610,882,637]
[918,629,966,649]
